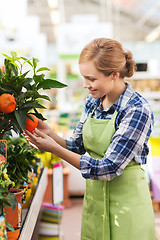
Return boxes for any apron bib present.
[81,109,155,240]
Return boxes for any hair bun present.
[125,51,136,77]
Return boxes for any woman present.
[25,38,155,239]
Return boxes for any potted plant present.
[0,163,17,239]
[4,134,40,209]
[0,51,67,139]
[4,134,40,189]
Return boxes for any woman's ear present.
[111,72,120,80]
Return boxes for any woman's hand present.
[25,128,81,170]
[35,119,67,148]
[25,128,58,152]
[37,119,52,136]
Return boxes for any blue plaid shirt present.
[66,83,154,181]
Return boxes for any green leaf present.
[19,90,37,100]
[38,94,51,101]
[2,163,9,171]
[20,57,33,67]
[3,54,12,61]
[32,58,39,72]
[20,56,28,61]
[21,70,30,78]
[10,62,18,76]
[7,192,17,211]
[33,74,45,83]
[0,187,8,193]
[1,197,10,203]
[14,110,27,132]
[20,91,51,102]
[14,182,21,189]
[11,51,17,59]
[23,78,34,90]
[37,79,67,90]
[21,101,46,109]
[4,57,19,70]
[5,221,15,231]
[33,109,47,120]
[36,67,50,73]
[0,84,15,92]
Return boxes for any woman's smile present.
[88,88,97,94]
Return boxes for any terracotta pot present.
[7,226,20,240]
[5,188,24,228]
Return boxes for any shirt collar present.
[99,82,134,113]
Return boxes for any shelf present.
[19,167,48,240]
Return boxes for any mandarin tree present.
[0,52,67,139]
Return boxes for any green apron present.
[81,109,155,240]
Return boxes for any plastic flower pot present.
[7,225,20,240]
[4,188,24,228]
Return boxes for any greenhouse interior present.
[0,0,160,239]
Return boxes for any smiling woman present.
[25,38,155,240]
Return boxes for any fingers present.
[23,131,31,142]
[22,131,39,150]
[37,118,43,127]
[29,142,39,150]
[33,128,46,138]
[24,128,50,152]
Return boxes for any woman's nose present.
[83,80,90,88]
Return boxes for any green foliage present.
[0,163,17,217]
[4,135,40,189]
[0,52,67,139]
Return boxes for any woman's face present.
[79,60,114,99]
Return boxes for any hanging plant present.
[0,52,67,139]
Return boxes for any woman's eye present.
[88,78,96,81]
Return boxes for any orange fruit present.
[0,93,16,113]
[26,114,38,132]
